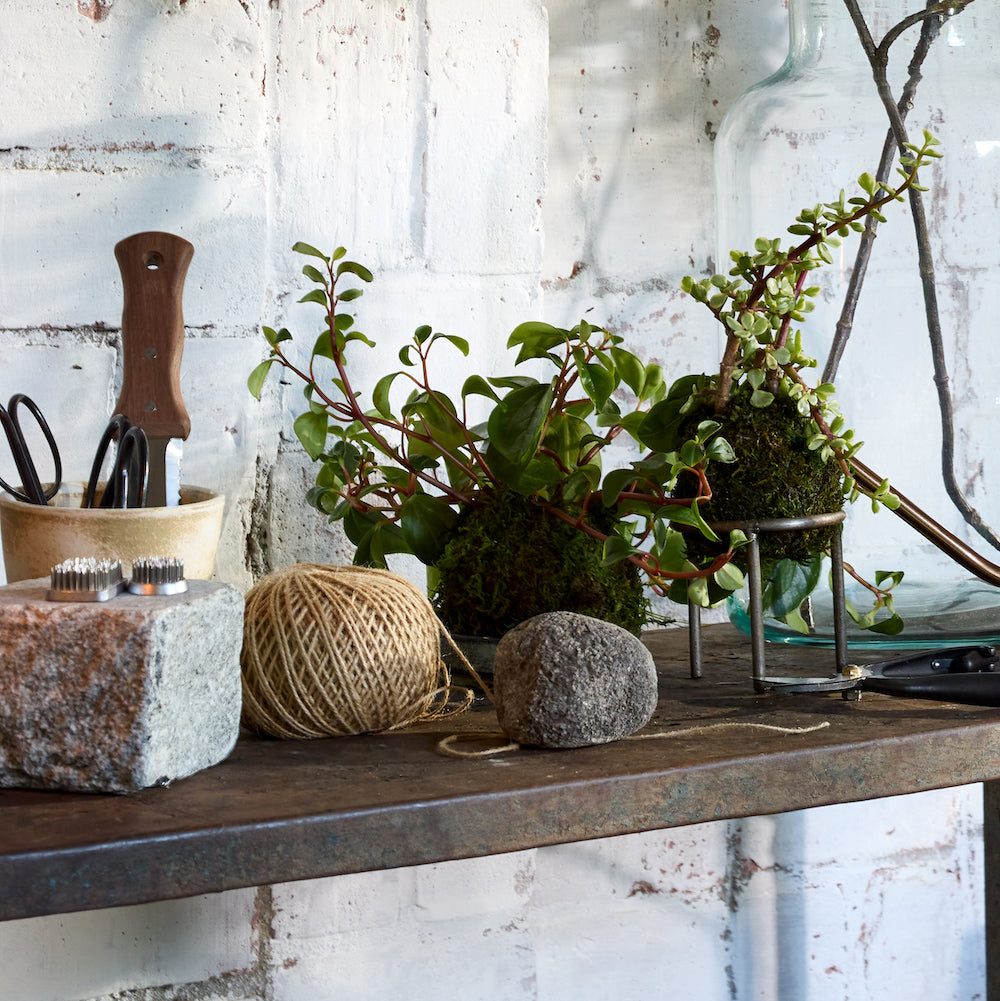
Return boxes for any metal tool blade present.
[113,232,193,507]
[145,436,183,508]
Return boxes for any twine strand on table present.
[436,720,831,758]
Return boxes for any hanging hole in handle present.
[144,252,163,271]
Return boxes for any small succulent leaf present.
[713,561,744,592]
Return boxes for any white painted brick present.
[0,1,266,149]
[268,0,427,267]
[0,889,257,1001]
[423,1,548,275]
[271,856,538,1001]
[0,164,268,328]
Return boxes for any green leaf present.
[601,467,639,508]
[667,501,720,542]
[602,532,636,566]
[488,375,540,391]
[713,561,744,592]
[299,288,328,306]
[640,363,665,402]
[293,409,329,461]
[575,361,616,412]
[313,330,336,361]
[487,383,553,462]
[485,445,563,494]
[610,347,645,395]
[764,556,822,618]
[338,288,364,302]
[372,371,401,418]
[705,435,736,464]
[345,510,409,569]
[507,321,569,364]
[292,241,329,262]
[635,374,713,452]
[335,260,374,283]
[461,375,500,403]
[263,325,292,347]
[247,360,273,400]
[302,264,326,284]
[431,332,470,356]
[400,493,458,564]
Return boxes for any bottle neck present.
[787,0,986,70]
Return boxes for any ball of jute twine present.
[241,563,479,739]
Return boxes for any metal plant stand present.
[687,511,849,691]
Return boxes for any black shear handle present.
[85,416,148,509]
[863,674,1000,707]
[0,394,62,505]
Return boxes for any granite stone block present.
[0,578,243,793]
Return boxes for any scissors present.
[84,414,149,509]
[0,394,62,505]
[760,645,1000,705]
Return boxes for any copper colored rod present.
[851,459,1000,587]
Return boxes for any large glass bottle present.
[715,0,1000,645]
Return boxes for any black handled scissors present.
[762,645,1000,705]
[0,394,62,505]
[84,414,149,509]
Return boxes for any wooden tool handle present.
[113,231,193,440]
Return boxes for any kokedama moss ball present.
[680,388,845,568]
[432,487,648,638]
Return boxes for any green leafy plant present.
[249,133,940,637]
[669,129,942,633]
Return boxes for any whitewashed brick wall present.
[0,2,986,999]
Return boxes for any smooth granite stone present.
[493,611,657,748]
[0,578,243,793]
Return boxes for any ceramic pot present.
[0,483,224,582]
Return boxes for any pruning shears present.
[760,645,1000,704]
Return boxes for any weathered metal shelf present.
[2,624,1000,923]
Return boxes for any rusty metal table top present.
[3,623,1000,921]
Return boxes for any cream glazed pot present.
[0,483,224,582]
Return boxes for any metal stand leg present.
[830,527,848,675]
[688,600,702,679]
[746,531,768,692]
